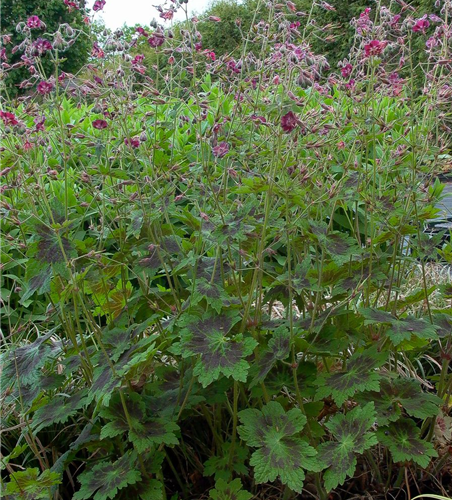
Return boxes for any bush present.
[1,0,451,499]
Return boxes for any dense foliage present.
[1,0,91,97]
[1,0,452,499]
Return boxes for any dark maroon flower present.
[64,0,79,10]
[0,111,18,126]
[92,119,108,130]
[124,137,140,148]
[412,18,430,33]
[37,80,54,95]
[206,51,215,61]
[91,42,104,58]
[281,111,299,133]
[160,9,174,21]
[364,40,387,57]
[34,115,46,131]
[32,38,52,56]
[136,27,148,36]
[132,54,145,64]
[341,63,353,78]
[194,42,202,52]
[27,16,43,29]
[148,34,165,48]
[212,141,229,158]
[93,0,106,11]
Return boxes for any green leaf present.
[203,443,249,481]
[4,468,61,499]
[318,403,377,492]
[377,419,437,467]
[32,391,88,432]
[175,312,257,387]
[192,278,230,314]
[73,452,141,500]
[1,332,54,387]
[386,317,438,346]
[209,479,252,500]
[100,392,179,452]
[315,348,387,406]
[356,378,442,425]
[252,326,291,386]
[238,401,319,493]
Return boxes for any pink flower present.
[0,111,18,126]
[64,0,79,10]
[34,115,46,131]
[132,54,145,64]
[195,42,202,52]
[206,51,216,61]
[148,34,165,48]
[92,42,104,58]
[32,38,52,56]
[37,80,54,95]
[320,1,335,11]
[24,140,33,151]
[208,16,221,22]
[341,63,353,78]
[27,16,43,29]
[93,0,106,11]
[136,27,148,36]
[412,18,430,33]
[92,119,108,130]
[281,111,299,133]
[364,40,387,57]
[286,2,296,13]
[212,141,229,157]
[160,10,174,21]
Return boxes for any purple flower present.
[148,34,165,48]
[92,119,108,130]
[93,0,106,12]
[412,18,430,33]
[364,40,387,57]
[37,80,54,95]
[27,16,43,29]
[212,141,229,158]
[341,63,353,78]
[124,137,140,148]
[281,111,299,133]
[0,111,18,126]
[92,42,104,58]
[32,38,52,56]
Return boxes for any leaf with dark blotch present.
[238,401,319,493]
[209,478,253,500]
[137,249,161,272]
[126,477,164,500]
[32,391,87,433]
[160,235,182,254]
[3,468,61,499]
[1,332,54,386]
[359,308,395,325]
[73,452,141,500]
[36,225,75,265]
[129,419,179,453]
[176,313,256,387]
[387,317,438,346]
[193,278,230,313]
[377,418,437,467]
[356,378,441,425]
[433,313,452,338]
[252,326,291,386]
[318,403,377,492]
[203,443,249,482]
[315,348,387,406]
[100,392,179,452]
